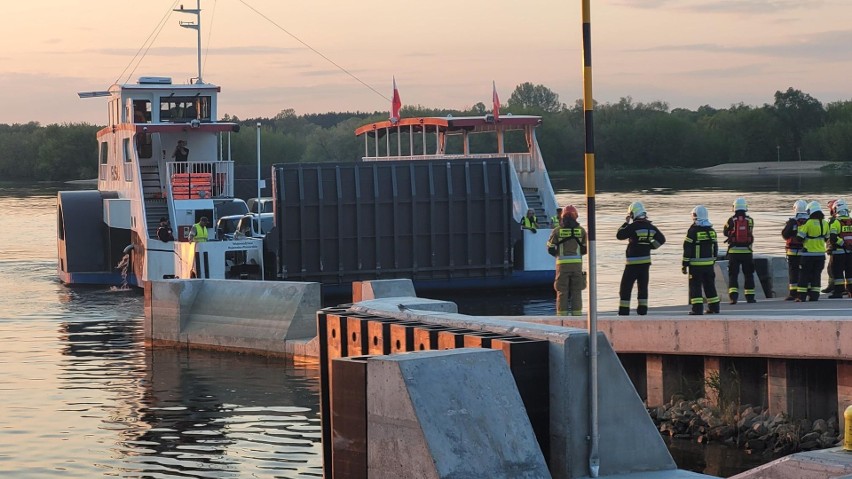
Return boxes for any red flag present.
[492,81,500,120]
[391,77,402,122]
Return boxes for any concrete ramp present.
[729,447,852,479]
[351,298,717,478]
[366,349,551,479]
[145,279,320,355]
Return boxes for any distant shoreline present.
[695,161,832,176]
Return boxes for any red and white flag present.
[492,81,500,120]
[391,77,402,122]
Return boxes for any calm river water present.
[1,171,849,478]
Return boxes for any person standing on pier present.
[682,205,720,315]
[796,201,830,302]
[546,205,587,316]
[827,199,852,298]
[723,197,756,304]
[781,200,809,300]
[616,202,666,316]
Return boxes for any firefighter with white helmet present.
[781,199,809,300]
[723,197,756,304]
[546,205,587,316]
[616,201,666,315]
[795,200,830,301]
[822,199,839,293]
[827,199,852,298]
[682,205,720,315]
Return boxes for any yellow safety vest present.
[192,223,208,242]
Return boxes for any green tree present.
[770,88,826,158]
[507,82,564,113]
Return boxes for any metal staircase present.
[523,187,552,227]
[141,164,168,238]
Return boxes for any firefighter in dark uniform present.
[682,205,720,315]
[546,205,587,316]
[616,201,666,316]
[781,199,808,300]
[723,197,756,304]
[796,201,830,301]
[827,199,852,298]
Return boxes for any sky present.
[1,0,850,125]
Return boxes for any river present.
[1,171,848,478]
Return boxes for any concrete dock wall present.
[349,298,709,478]
[144,279,321,356]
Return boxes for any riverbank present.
[696,161,834,176]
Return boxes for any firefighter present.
[781,200,809,300]
[521,208,538,233]
[616,201,666,316]
[722,197,756,304]
[682,205,720,315]
[796,201,830,301]
[823,199,838,293]
[546,205,587,316]
[827,199,852,298]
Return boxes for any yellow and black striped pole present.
[581,1,600,477]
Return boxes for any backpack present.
[729,215,751,245]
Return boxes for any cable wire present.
[237,0,389,102]
[114,0,181,85]
[203,0,218,74]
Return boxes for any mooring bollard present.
[845,405,852,451]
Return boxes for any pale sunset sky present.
[1,0,850,125]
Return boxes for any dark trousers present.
[786,255,801,296]
[619,263,650,315]
[830,253,852,294]
[798,255,826,300]
[727,253,755,298]
[688,265,720,313]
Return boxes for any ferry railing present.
[123,162,134,182]
[360,152,534,163]
[166,161,234,199]
[99,164,108,181]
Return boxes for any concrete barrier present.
[145,279,321,356]
[351,297,715,479]
[351,279,458,313]
[366,349,551,478]
[715,255,789,300]
[729,447,852,479]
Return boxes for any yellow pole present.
[844,405,852,451]
[581,0,600,476]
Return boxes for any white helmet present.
[732,197,748,212]
[793,199,808,216]
[806,200,822,215]
[692,205,709,223]
[835,199,849,216]
[628,201,646,219]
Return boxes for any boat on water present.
[57,3,263,287]
[57,2,560,292]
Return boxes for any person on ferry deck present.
[521,208,539,233]
[616,201,666,316]
[188,217,209,243]
[156,217,174,242]
[172,140,189,162]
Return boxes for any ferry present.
[57,2,560,291]
[57,3,263,287]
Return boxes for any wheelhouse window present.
[123,138,133,182]
[133,100,151,123]
[99,141,109,180]
[159,96,211,123]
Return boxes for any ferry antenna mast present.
[175,0,203,84]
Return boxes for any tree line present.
[1,84,851,181]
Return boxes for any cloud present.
[92,46,301,57]
[627,29,852,61]
[612,0,824,13]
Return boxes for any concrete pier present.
[144,279,321,356]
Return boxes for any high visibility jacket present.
[829,216,852,254]
[546,221,586,268]
[682,225,718,267]
[723,214,754,254]
[192,223,208,242]
[781,217,806,256]
[616,219,665,265]
[521,215,538,230]
[797,217,829,256]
